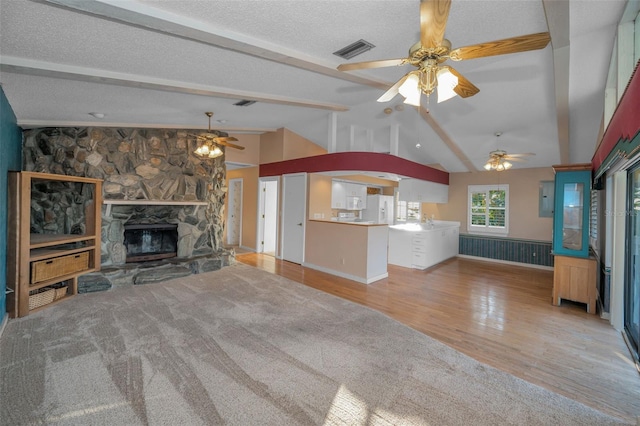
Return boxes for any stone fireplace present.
[102,202,210,265]
[22,127,234,290]
[124,223,178,263]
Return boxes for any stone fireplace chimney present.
[21,127,233,285]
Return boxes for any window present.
[468,185,509,235]
[396,200,421,222]
[590,189,599,252]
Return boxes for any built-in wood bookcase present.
[6,172,102,317]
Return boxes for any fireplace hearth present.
[124,223,178,263]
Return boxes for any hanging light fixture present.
[394,60,461,108]
[484,133,513,171]
[194,112,224,159]
[194,143,223,159]
[484,157,513,171]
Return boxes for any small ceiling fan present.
[484,133,534,171]
[191,112,244,159]
[337,0,551,107]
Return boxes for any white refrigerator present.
[362,195,395,225]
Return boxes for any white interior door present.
[258,177,279,256]
[227,178,242,246]
[281,173,307,264]
[262,180,278,255]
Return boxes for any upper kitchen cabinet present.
[331,180,347,209]
[398,179,448,203]
[552,164,592,258]
[345,182,367,209]
[331,180,368,209]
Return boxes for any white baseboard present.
[302,262,387,285]
[456,254,554,271]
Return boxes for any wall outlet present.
[314,213,321,219]
[341,258,346,265]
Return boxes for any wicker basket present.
[31,251,89,284]
[29,287,56,310]
[53,286,68,301]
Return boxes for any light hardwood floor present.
[237,253,640,423]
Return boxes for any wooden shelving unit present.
[6,171,102,318]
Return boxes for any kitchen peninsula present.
[388,221,460,269]
[304,220,389,284]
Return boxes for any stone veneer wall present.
[22,127,229,266]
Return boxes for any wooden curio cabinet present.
[551,164,596,313]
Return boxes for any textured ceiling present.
[0,0,627,172]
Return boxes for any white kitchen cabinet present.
[387,227,413,268]
[332,180,367,209]
[398,179,448,203]
[331,180,346,209]
[388,222,460,270]
[398,179,413,202]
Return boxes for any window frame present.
[467,184,509,236]
[396,199,421,223]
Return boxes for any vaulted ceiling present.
[0,0,626,173]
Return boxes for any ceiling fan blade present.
[337,58,406,72]
[377,73,411,102]
[449,32,551,61]
[444,66,479,98]
[214,139,245,150]
[213,136,238,143]
[505,152,535,158]
[420,0,451,49]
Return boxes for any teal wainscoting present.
[459,234,553,267]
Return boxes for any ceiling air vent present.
[234,99,256,107]
[333,39,375,60]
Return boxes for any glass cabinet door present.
[553,166,591,258]
[561,182,584,251]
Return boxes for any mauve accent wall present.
[0,88,23,319]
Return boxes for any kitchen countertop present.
[389,221,461,231]
[309,219,388,226]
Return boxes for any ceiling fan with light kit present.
[337,0,551,110]
[191,112,244,159]
[484,132,534,171]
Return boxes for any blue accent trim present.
[0,88,23,316]
[459,234,553,267]
[553,170,591,258]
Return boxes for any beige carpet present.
[0,263,629,425]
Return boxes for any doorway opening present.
[227,178,243,248]
[625,165,640,371]
[258,177,279,257]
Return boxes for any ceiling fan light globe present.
[403,92,421,107]
[503,161,512,170]
[484,162,493,171]
[436,68,459,103]
[398,72,420,99]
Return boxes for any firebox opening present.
[124,223,178,263]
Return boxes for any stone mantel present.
[104,199,208,216]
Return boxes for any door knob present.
[297,223,302,226]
